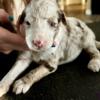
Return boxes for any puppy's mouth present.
[30,42,56,52]
[26,38,56,52]
[26,44,49,52]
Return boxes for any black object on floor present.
[91,0,100,14]
[0,22,100,100]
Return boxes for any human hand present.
[0,9,9,22]
[0,9,29,54]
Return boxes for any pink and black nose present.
[32,40,45,48]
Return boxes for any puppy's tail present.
[95,41,100,49]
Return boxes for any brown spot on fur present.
[39,60,55,72]
[77,22,84,32]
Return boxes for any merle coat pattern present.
[0,0,100,97]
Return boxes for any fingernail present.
[8,16,14,22]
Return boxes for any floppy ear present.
[26,0,31,4]
[17,11,26,25]
[58,11,67,25]
[17,11,26,37]
[58,11,70,32]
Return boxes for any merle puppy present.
[0,0,100,97]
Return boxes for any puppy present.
[0,0,100,97]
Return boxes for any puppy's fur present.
[0,0,100,96]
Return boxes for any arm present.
[0,9,28,54]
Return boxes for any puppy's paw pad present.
[13,79,31,94]
[88,59,100,72]
[0,82,9,97]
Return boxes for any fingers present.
[0,9,28,54]
[0,47,12,54]
[0,27,29,54]
[0,9,9,22]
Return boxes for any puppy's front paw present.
[88,58,100,72]
[13,79,31,95]
[0,82,9,97]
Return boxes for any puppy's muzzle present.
[32,40,46,48]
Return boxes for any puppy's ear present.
[26,0,31,4]
[17,11,26,37]
[58,11,66,25]
[58,11,70,32]
[17,11,26,25]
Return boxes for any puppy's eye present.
[25,21,31,25]
[48,20,57,28]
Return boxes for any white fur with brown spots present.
[0,0,100,97]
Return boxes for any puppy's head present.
[18,0,66,52]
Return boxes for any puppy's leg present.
[0,51,32,97]
[84,42,100,72]
[13,64,57,94]
[78,20,100,72]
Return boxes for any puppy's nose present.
[32,40,45,48]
